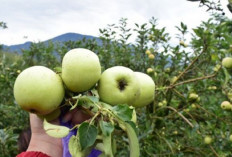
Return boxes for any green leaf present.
[69,135,80,157]
[43,119,70,138]
[112,104,133,121]
[125,122,140,157]
[86,96,99,103]
[100,121,114,136]
[53,67,62,73]
[78,122,98,150]
[126,121,138,135]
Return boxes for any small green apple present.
[14,66,64,115]
[146,68,154,74]
[62,48,101,92]
[191,103,197,109]
[204,136,213,144]
[170,76,178,84]
[148,54,155,60]
[229,135,232,141]
[220,101,232,110]
[188,93,199,100]
[97,66,140,106]
[131,72,155,108]
[158,102,163,107]
[145,50,151,55]
[222,57,232,69]
[164,68,170,73]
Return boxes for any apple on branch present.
[62,48,101,92]
[97,66,140,106]
[131,72,155,108]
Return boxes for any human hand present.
[26,107,92,157]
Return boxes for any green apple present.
[204,136,213,144]
[148,54,155,60]
[62,48,101,92]
[14,66,64,115]
[170,76,178,84]
[220,101,232,110]
[229,135,232,141]
[97,66,140,106]
[222,57,232,69]
[146,68,154,74]
[188,93,199,100]
[145,49,151,55]
[131,72,155,108]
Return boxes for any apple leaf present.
[43,119,70,138]
[112,104,133,121]
[126,121,138,135]
[86,96,99,103]
[78,122,98,150]
[69,135,79,157]
[125,122,140,157]
[100,120,114,136]
[54,67,62,73]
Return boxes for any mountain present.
[2,32,99,53]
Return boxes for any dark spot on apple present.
[117,79,127,91]
[29,109,37,113]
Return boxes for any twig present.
[209,145,219,157]
[168,73,217,89]
[166,106,194,128]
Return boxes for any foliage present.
[1,13,232,156]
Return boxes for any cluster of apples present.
[13,48,155,117]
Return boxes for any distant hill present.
[2,32,99,54]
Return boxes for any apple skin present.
[131,72,155,108]
[97,66,140,106]
[62,48,101,92]
[222,57,232,69]
[220,101,232,110]
[13,66,64,115]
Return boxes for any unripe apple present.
[97,66,140,106]
[220,101,232,110]
[213,64,221,72]
[191,103,197,109]
[204,136,212,144]
[229,135,232,141]
[227,92,232,101]
[146,68,154,74]
[158,102,163,107]
[131,72,155,108]
[170,76,178,84]
[208,86,217,90]
[164,68,170,73]
[62,48,101,92]
[188,93,199,100]
[148,54,155,60]
[14,66,64,115]
[179,40,185,45]
[162,100,167,106]
[173,130,178,135]
[145,50,151,55]
[222,57,232,69]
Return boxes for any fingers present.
[61,108,92,125]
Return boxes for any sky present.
[0,0,231,46]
